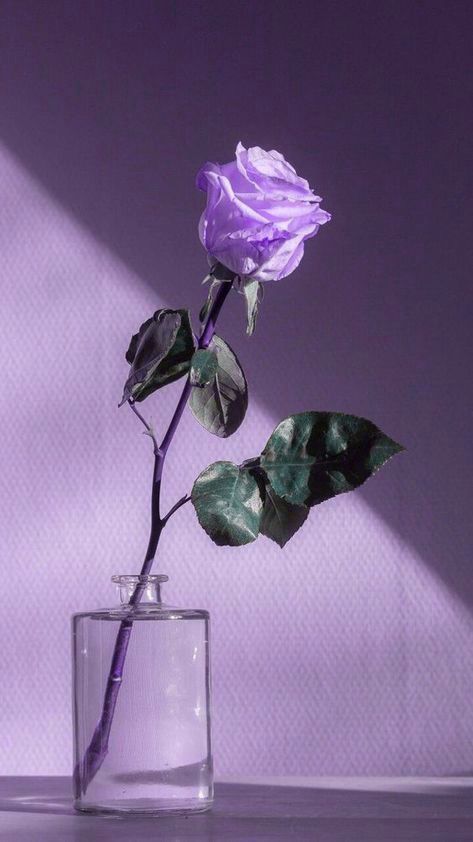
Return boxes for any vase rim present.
[111,574,169,585]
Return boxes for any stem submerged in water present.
[75,279,233,793]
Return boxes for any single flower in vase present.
[72,143,403,815]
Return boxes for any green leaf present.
[260,482,309,548]
[121,309,195,404]
[243,279,263,336]
[199,278,222,323]
[260,412,404,507]
[190,349,218,387]
[191,461,263,546]
[209,260,236,282]
[189,335,248,437]
[153,309,195,386]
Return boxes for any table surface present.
[1,776,473,841]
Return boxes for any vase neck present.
[111,574,168,605]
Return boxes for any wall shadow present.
[1,1,472,603]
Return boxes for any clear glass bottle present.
[72,574,212,815]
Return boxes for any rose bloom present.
[197,142,331,282]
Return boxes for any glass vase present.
[72,574,212,815]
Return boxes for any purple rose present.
[196,142,331,282]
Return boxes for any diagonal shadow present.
[2,775,473,816]
[1,0,471,608]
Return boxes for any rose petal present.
[197,143,331,281]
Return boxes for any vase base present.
[74,797,213,816]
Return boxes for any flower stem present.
[75,278,233,793]
[162,494,191,525]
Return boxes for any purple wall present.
[1,0,472,776]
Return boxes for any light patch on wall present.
[1,144,473,778]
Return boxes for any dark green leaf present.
[191,461,263,546]
[121,309,195,404]
[190,349,218,387]
[121,310,180,405]
[260,482,309,548]
[189,335,248,437]
[199,278,221,323]
[260,412,404,507]
[151,309,195,389]
[243,279,263,336]
[209,260,236,281]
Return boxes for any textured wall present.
[1,0,472,777]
